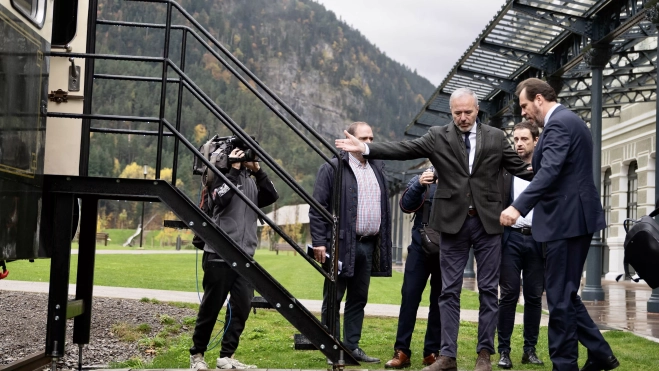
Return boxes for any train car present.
[1,0,85,264]
[1,0,52,262]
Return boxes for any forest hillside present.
[89,0,435,228]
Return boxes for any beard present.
[527,106,544,127]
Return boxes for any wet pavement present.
[462,276,659,342]
[584,280,659,340]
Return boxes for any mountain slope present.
[89,0,435,223]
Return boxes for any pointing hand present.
[335,130,366,154]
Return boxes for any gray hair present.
[449,88,479,108]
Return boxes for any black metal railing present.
[46,0,346,359]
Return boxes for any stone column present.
[637,154,656,216]
[604,162,627,280]
[582,44,611,301]
[646,5,659,313]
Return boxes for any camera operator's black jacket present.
[309,151,392,278]
[400,170,437,251]
[205,166,278,257]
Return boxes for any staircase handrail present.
[123,0,342,165]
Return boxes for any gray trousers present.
[321,239,374,351]
[438,215,501,357]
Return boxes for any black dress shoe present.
[352,347,381,363]
[497,351,512,369]
[521,350,543,365]
[580,355,620,371]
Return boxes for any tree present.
[118,209,128,229]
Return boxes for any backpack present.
[191,185,212,250]
[617,207,659,289]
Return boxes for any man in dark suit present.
[336,88,533,371]
[496,120,545,369]
[500,78,619,371]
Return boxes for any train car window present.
[11,0,47,28]
[51,0,78,46]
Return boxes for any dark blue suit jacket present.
[511,105,606,243]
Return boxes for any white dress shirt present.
[465,124,476,173]
[511,176,533,228]
[544,103,560,126]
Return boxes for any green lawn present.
[6,249,492,309]
[114,308,658,371]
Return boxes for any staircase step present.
[163,220,189,229]
[251,296,272,309]
[294,333,317,350]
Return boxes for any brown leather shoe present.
[474,350,492,371]
[422,353,437,366]
[421,355,457,371]
[385,349,411,369]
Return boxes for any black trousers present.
[497,229,545,354]
[393,242,442,358]
[190,252,254,358]
[545,234,613,371]
[439,215,501,357]
[321,239,374,351]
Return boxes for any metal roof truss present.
[408,0,658,137]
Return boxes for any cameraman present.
[190,148,278,370]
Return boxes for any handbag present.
[419,195,440,255]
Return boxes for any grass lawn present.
[5,250,500,310]
[114,307,658,371]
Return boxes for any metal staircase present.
[44,0,355,366]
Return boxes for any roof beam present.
[551,6,648,77]
[479,41,552,71]
[511,2,591,36]
[456,68,517,94]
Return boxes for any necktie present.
[464,132,471,155]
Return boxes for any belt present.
[356,234,378,242]
[467,208,478,217]
[511,227,532,235]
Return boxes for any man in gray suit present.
[336,88,532,371]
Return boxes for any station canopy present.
[406,0,658,137]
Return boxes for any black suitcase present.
[619,207,659,289]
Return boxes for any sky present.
[317,0,509,86]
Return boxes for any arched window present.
[627,161,638,221]
[51,0,79,46]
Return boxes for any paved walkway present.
[1,279,544,325]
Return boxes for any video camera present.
[193,135,259,185]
